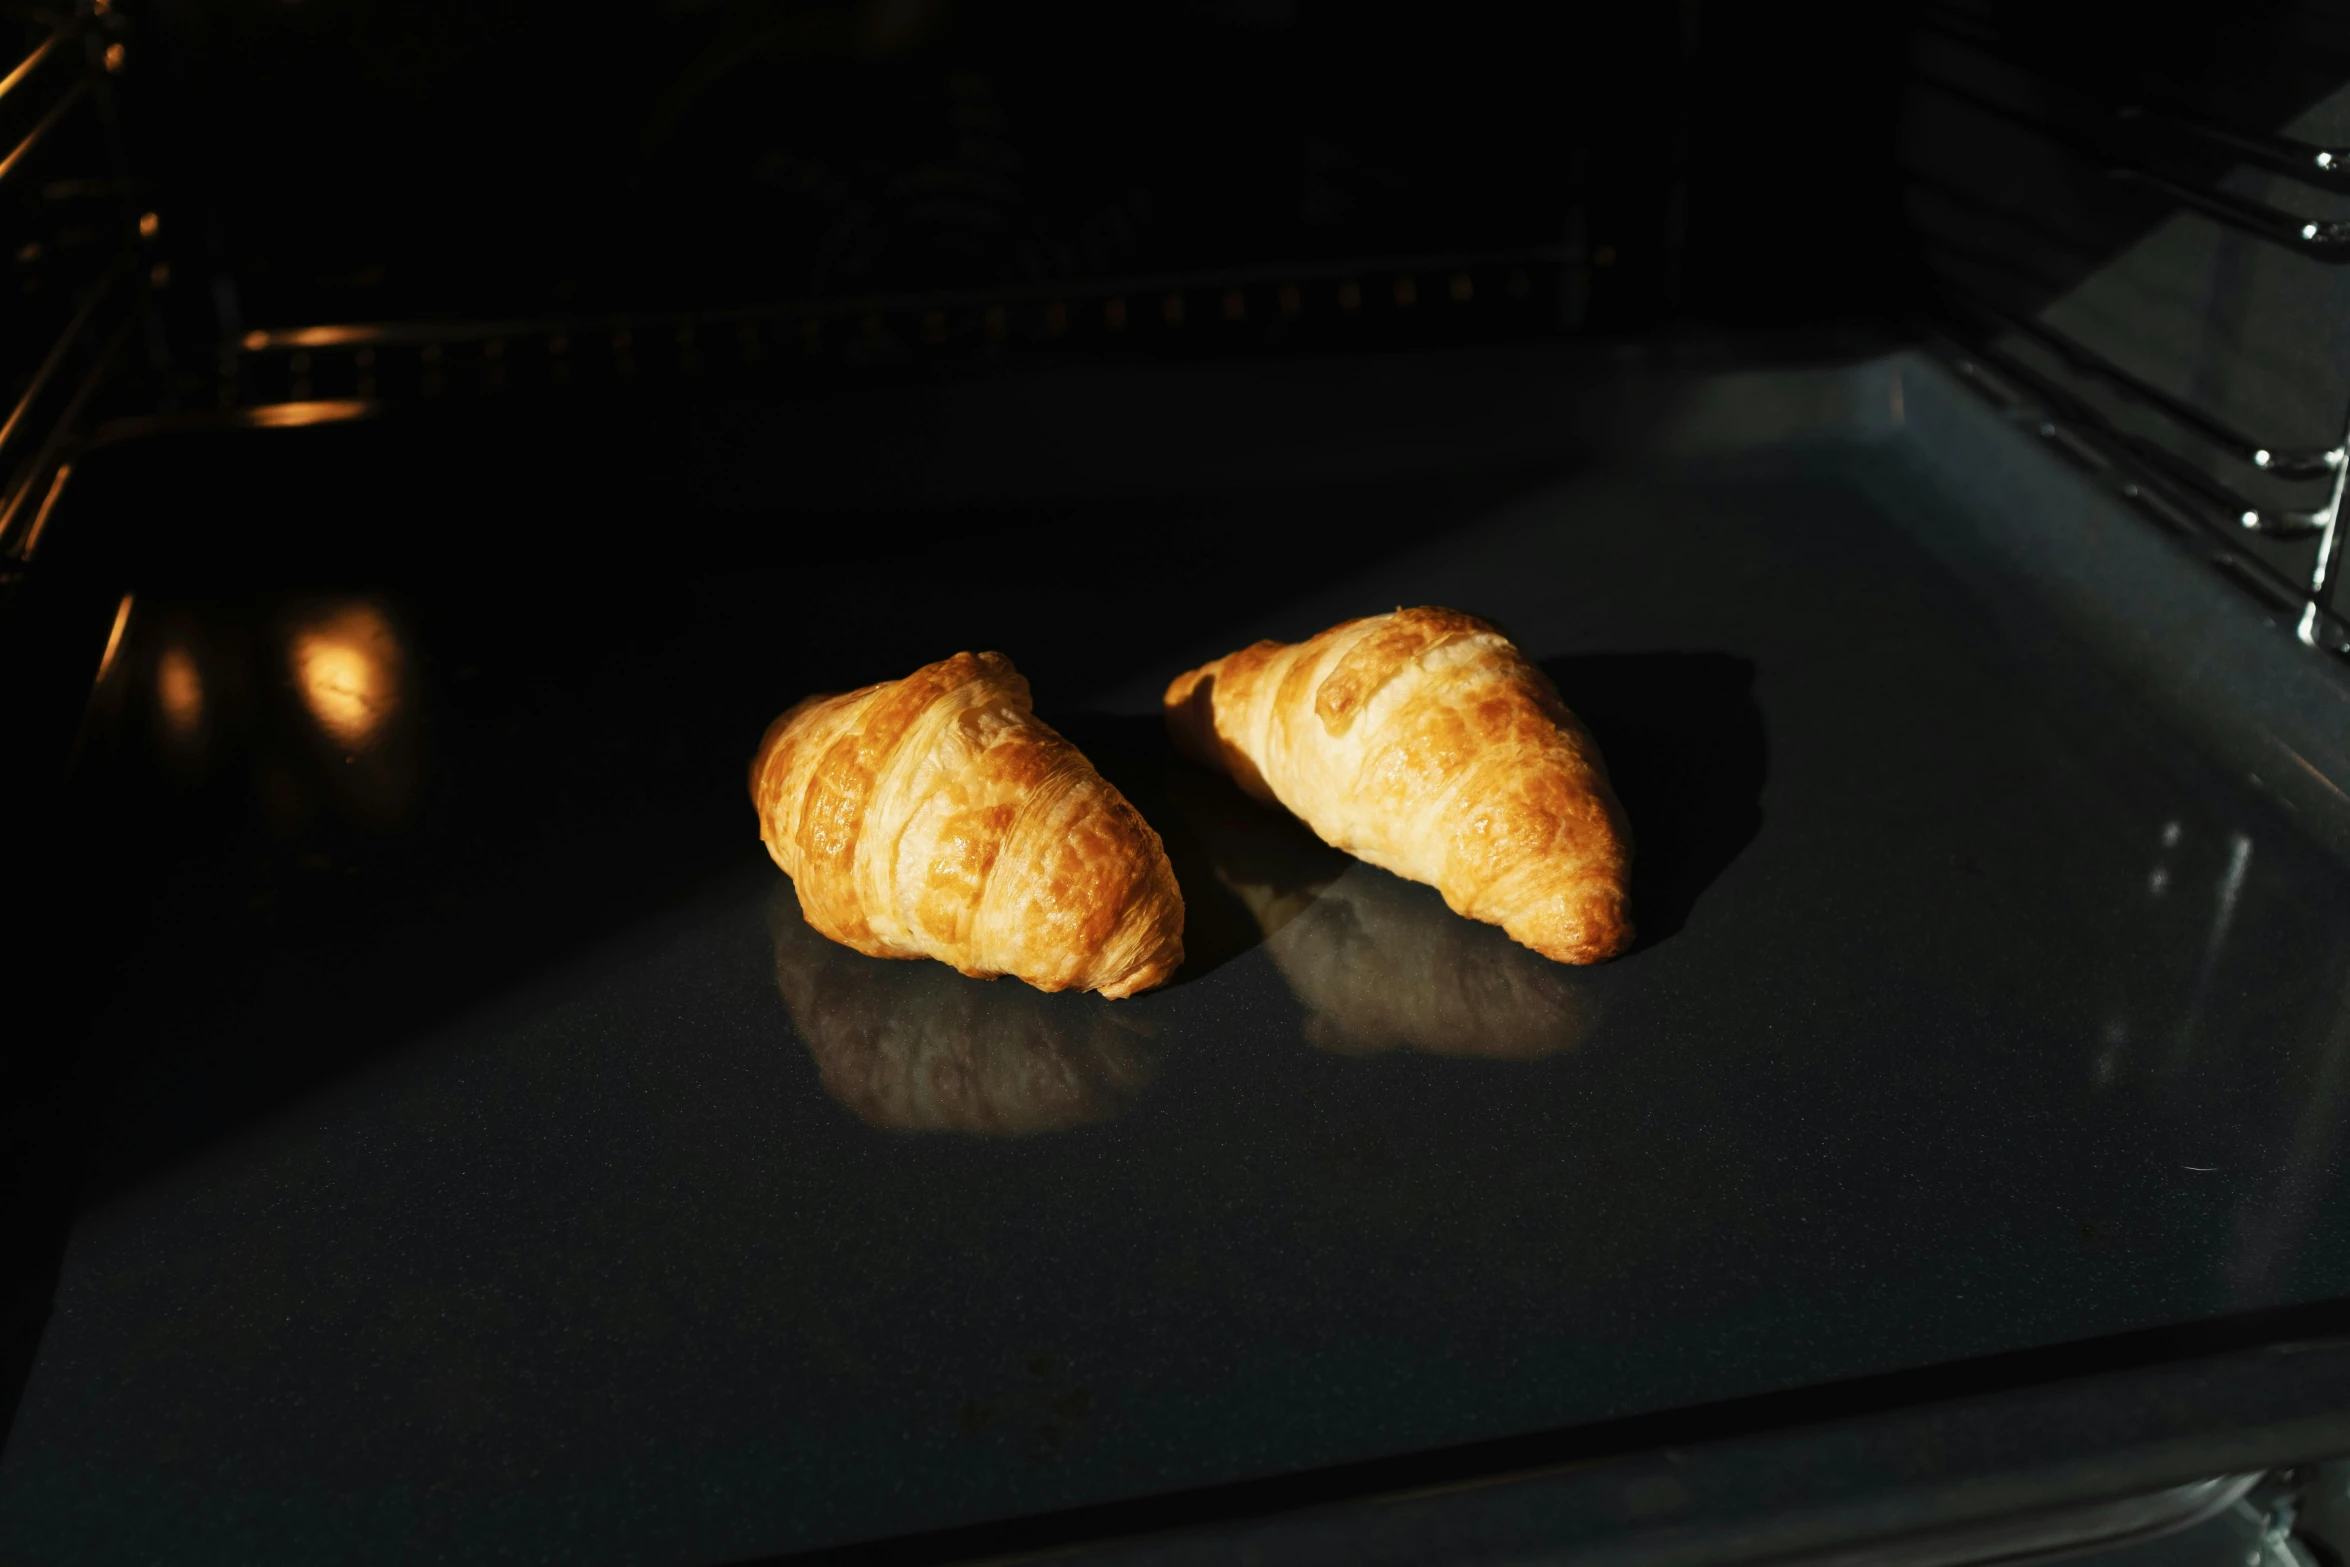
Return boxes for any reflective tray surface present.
[5,361,2350,1564]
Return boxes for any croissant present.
[751,651,1185,998]
[1164,607,1633,964]
[1168,768,1602,1058]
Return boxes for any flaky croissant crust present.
[1164,607,1633,964]
[752,650,1184,997]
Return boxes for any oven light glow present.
[245,400,375,428]
[291,604,400,746]
[157,643,203,740]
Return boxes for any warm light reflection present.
[94,592,133,685]
[19,460,73,557]
[239,399,377,429]
[156,642,203,741]
[242,324,554,352]
[276,325,378,349]
[291,603,400,746]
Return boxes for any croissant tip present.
[1093,936,1184,999]
[1520,918,1635,966]
[1093,972,1165,1001]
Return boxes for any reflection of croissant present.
[770,889,1156,1135]
[751,651,1185,997]
[1170,769,1599,1059]
[1165,607,1633,964]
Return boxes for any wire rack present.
[1913,3,2350,661]
[19,0,2348,685]
[200,245,1573,404]
[0,0,158,585]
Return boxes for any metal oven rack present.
[1913,2,2350,661]
[3,229,1592,567]
[193,246,1573,414]
[0,0,1702,581]
[0,240,1598,595]
[0,1,158,593]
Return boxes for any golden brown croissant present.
[751,650,1185,998]
[1169,768,1601,1058]
[769,887,1156,1135]
[1164,607,1632,964]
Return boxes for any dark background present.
[117,0,1903,334]
[1,0,2341,397]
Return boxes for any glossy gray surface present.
[8,359,2350,1564]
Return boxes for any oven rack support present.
[2117,105,2350,192]
[71,242,1564,433]
[2056,99,2350,646]
[1915,11,2350,658]
[1948,289,2350,654]
[0,0,157,585]
[1942,334,2350,658]
[1,242,1580,572]
[1911,26,2350,269]
[2106,166,2350,263]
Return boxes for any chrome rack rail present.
[2095,92,2350,647]
[2116,105,2350,192]
[1944,296,2350,655]
[1910,31,2350,265]
[1916,10,2350,656]
[1970,303,2341,486]
[1945,329,2349,651]
[2105,166,2350,262]
[0,0,159,585]
[64,242,1569,448]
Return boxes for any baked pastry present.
[1164,607,1632,964]
[769,887,1156,1135]
[751,650,1185,997]
[1170,768,1599,1058]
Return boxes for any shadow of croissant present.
[766,884,1160,1136]
[1166,767,1604,1060]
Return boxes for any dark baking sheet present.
[6,349,2350,1564]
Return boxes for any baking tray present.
[5,343,2350,1565]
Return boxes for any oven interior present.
[6,6,2350,1566]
